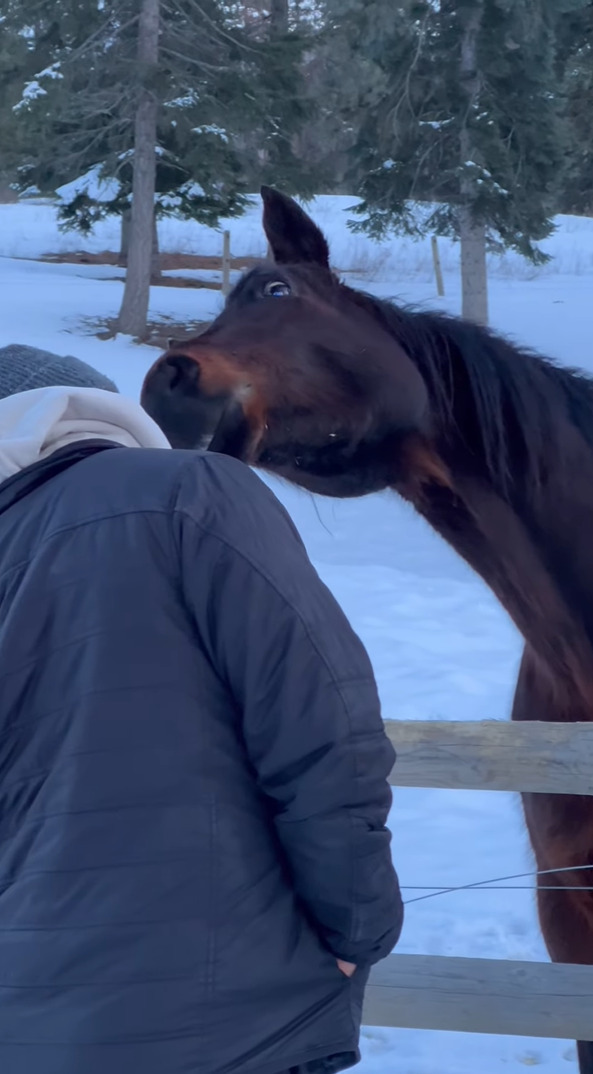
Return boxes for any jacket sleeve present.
[174,453,404,965]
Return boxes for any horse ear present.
[260,186,330,268]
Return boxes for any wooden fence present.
[220,230,231,298]
[216,233,446,297]
[363,719,593,1040]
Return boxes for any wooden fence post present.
[221,230,231,298]
[431,235,445,297]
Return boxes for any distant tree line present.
[0,0,591,330]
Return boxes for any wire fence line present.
[401,863,593,904]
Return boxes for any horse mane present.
[342,283,593,497]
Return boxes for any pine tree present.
[220,0,323,196]
[556,1,593,215]
[334,0,587,323]
[0,5,35,191]
[6,0,320,336]
[286,1,367,193]
[6,2,248,218]
[8,1,320,214]
[4,2,135,193]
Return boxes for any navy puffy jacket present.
[0,443,403,1074]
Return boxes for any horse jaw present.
[251,425,424,498]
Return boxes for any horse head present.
[141,186,432,497]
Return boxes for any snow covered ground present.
[1,197,592,1071]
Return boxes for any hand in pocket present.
[336,959,356,977]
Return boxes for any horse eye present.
[263,280,291,298]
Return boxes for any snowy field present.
[2,196,593,1072]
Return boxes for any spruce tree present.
[556,1,593,215]
[0,5,35,191]
[3,1,134,193]
[7,2,248,220]
[219,0,322,196]
[8,0,320,218]
[6,0,320,336]
[335,0,587,323]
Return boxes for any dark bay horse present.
[142,187,593,1070]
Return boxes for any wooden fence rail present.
[360,719,593,1040]
[364,953,593,1039]
[384,718,593,795]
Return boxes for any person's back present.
[0,345,403,1074]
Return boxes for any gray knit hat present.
[0,344,118,399]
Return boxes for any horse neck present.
[396,424,593,716]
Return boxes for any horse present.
[142,186,593,1071]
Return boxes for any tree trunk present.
[270,0,289,35]
[118,208,131,267]
[458,209,488,324]
[116,0,159,338]
[458,1,488,325]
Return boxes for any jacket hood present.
[0,385,170,481]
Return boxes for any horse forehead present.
[227,267,268,305]
[214,292,311,344]
[217,275,412,370]
[212,295,406,376]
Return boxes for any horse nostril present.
[163,354,201,393]
[141,350,230,451]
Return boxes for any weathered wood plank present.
[431,234,445,297]
[384,719,593,795]
[364,953,593,1038]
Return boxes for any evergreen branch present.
[162,24,225,63]
[64,15,140,64]
[163,0,259,54]
[159,45,233,74]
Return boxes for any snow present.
[165,91,200,109]
[55,168,208,209]
[56,165,120,204]
[159,180,207,209]
[13,80,48,109]
[1,197,593,1071]
[13,62,64,111]
[3,193,593,286]
[191,124,229,142]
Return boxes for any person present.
[0,343,403,1074]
